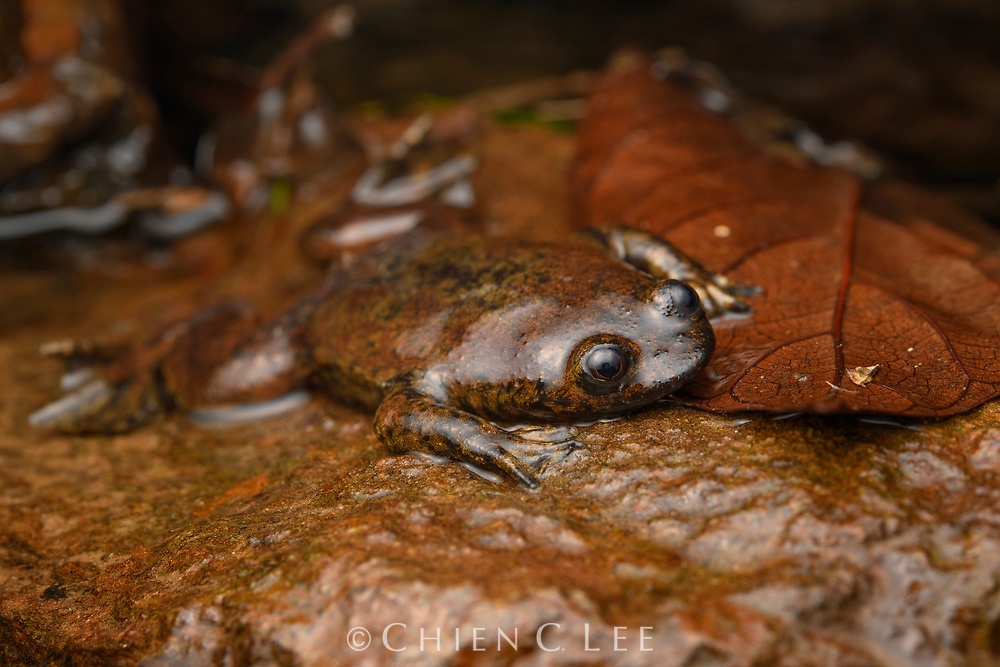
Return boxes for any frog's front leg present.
[374,389,581,489]
[582,226,759,317]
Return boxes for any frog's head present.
[436,278,714,421]
[524,279,715,419]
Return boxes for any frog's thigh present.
[171,297,318,410]
[159,301,264,407]
[374,390,543,488]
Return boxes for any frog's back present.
[306,233,649,407]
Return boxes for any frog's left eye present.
[581,344,631,384]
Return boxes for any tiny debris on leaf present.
[847,365,880,387]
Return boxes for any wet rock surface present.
[3,118,1000,665]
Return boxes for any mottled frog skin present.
[35,224,745,487]
[311,229,717,487]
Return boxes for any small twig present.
[259,5,355,91]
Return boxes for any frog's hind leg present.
[375,389,582,489]
[31,301,259,432]
[164,299,320,426]
[31,299,315,432]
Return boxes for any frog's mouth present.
[515,324,714,421]
[595,318,716,413]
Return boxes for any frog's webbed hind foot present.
[29,375,162,434]
[29,334,164,433]
[583,225,760,318]
[375,391,581,489]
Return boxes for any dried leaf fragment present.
[846,365,880,387]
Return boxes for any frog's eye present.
[581,344,631,384]
[670,282,701,316]
[652,280,703,316]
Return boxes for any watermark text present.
[346,623,653,653]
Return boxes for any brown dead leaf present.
[572,50,1000,416]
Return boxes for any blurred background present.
[131,0,1000,217]
[2,0,999,227]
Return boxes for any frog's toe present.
[697,280,761,318]
[725,281,763,298]
[29,379,115,429]
[454,436,542,489]
[493,456,542,490]
[504,437,583,478]
[508,424,579,443]
[30,376,161,433]
[137,191,230,241]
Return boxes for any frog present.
[32,225,752,488]
[30,118,754,488]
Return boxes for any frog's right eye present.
[670,282,701,315]
[581,344,631,384]
[653,279,703,317]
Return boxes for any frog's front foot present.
[500,429,582,479]
[696,272,761,317]
[375,390,581,489]
[584,225,760,318]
